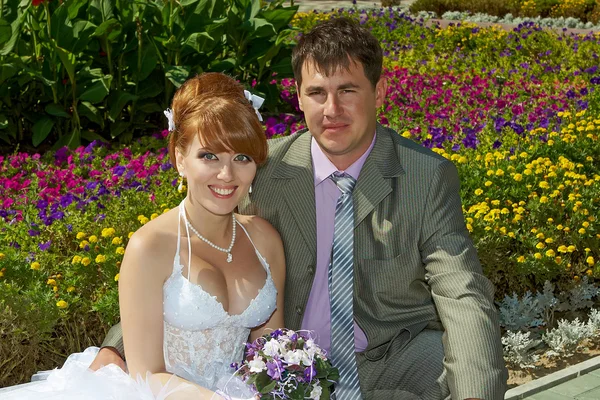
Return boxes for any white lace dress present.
[3,201,277,400]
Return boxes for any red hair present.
[167,73,267,168]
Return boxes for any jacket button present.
[295,306,302,315]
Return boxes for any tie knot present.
[330,172,356,194]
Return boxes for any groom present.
[94,17,507,399]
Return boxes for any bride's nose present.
[216,163,234,182]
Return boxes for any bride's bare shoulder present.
[123,207,180,269]
[235,214,284,262]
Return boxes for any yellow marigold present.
[587,257,595,266]
[524,169,532,175]
[546,249,556,257]
[53,286,58,293]
[163,208,170,214]
[76,232,86,240]
[564,227,571,232]
[112,237,123,245]
[56,300,68,309]
[47,278,56,286]
[116,247,125,255]
[587,269,593,277]
[474,188,483,196]
[151,213,159,220]
[539,181,550,189]
[536,232,545,239]
[114,273,120,282]
[556,224,564,230]
[568,245,576,252]
[466,223,473,232]
[102,228,116,238]
[139,216,149,225]
[585,248,591,253]
[579,228,586,234]
[540,196,548,204]
[513,174,523,182]
[582,221,590,228]
[496,169,505,176]
[534,253,543,259]
[30,261,41,270]
[79,240,90,249]
[517,256,526,263]
[545,238,554,244]
[508,232,516,238]
[95,254,106,263]
[128,231,135,239]
[67,286,75,293]
[536,242,546,249]
[72,255,82,264]
[458,156,467,164]
[558,245,568,253]
[0,253,4,260]
[81,257,91,266]
[0,271,3,278]
[555,256,562,264]
[88,235,98,243]
[547,218,554,223]
[484,180,493,187]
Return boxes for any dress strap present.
[236,219,269,271]
[178,200,193,280]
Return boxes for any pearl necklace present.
[185,214,236,263]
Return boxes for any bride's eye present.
[198,152,217,161]
[234,154,252,162]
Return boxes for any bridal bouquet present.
[233,329,338,399]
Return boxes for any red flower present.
[32,0,45,6]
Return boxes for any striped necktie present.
[329,172,361,399]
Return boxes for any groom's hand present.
[89,347,126,372]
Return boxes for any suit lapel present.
[354,124,404,227]
[273,133,317,256]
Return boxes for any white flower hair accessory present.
[244,90,264,122]
[164,108,175,131]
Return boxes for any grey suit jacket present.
[103,124,507,398]
[237,124,507,399]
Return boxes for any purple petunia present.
[39,240,51,251]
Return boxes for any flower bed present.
[1,6,600,388]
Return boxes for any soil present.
[508,339,600,388]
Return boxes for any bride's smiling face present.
[177,134,257,216]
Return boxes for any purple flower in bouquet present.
[235,329,338,399]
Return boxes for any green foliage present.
[0,0,298,149]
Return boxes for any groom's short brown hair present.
[292,17,383,89]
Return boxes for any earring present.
[177,173,185,193]
[249,184,253,194]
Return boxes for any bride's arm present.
[119,229,226,400]
[245,217,287,343]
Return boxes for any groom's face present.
[296,58,387,170]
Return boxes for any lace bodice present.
[162,201,277,390]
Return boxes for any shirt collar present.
[311,132,376,187]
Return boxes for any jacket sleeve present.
[101,322,125,359]
[420,160,507,400]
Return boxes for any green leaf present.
[137,79,162,99]
[54,44,77,85]
[136,44,158,81]
[45,103,70,118]
[184,32,215,54]
[108,91,138,122]
[110,121,130,138]
[71,21,98,54]
[80,78,111,103]
[0,19,11,46]
[90,0,115,22]
[78,101,104,127]
[81,129,108,143]
[261,6,298,31]
[94,18,121,37]
[0,114,8,129]
[242,18,276,38]
[260,379,277,394]
[32,117,55,147]
[0,12,25,55]
[0,63,17,85]
[209,58,235,72]
[66,0,89,19]
[136,101,162,114]
[52,128,80,150]
[165,65,190,88]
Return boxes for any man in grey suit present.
[95,17,507,399]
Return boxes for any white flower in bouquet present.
[248,355,266,373]
[309,384,323,400]
[262,339,282,357]
[283,349,303,365]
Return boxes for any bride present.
[5,73,286,400]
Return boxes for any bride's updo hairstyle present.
[167,73,268,169]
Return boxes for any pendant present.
[227,253,233,263]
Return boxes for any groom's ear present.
[295,82,304,111]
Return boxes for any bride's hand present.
[89,347,127,372]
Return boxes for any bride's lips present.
[209,185,236,199]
